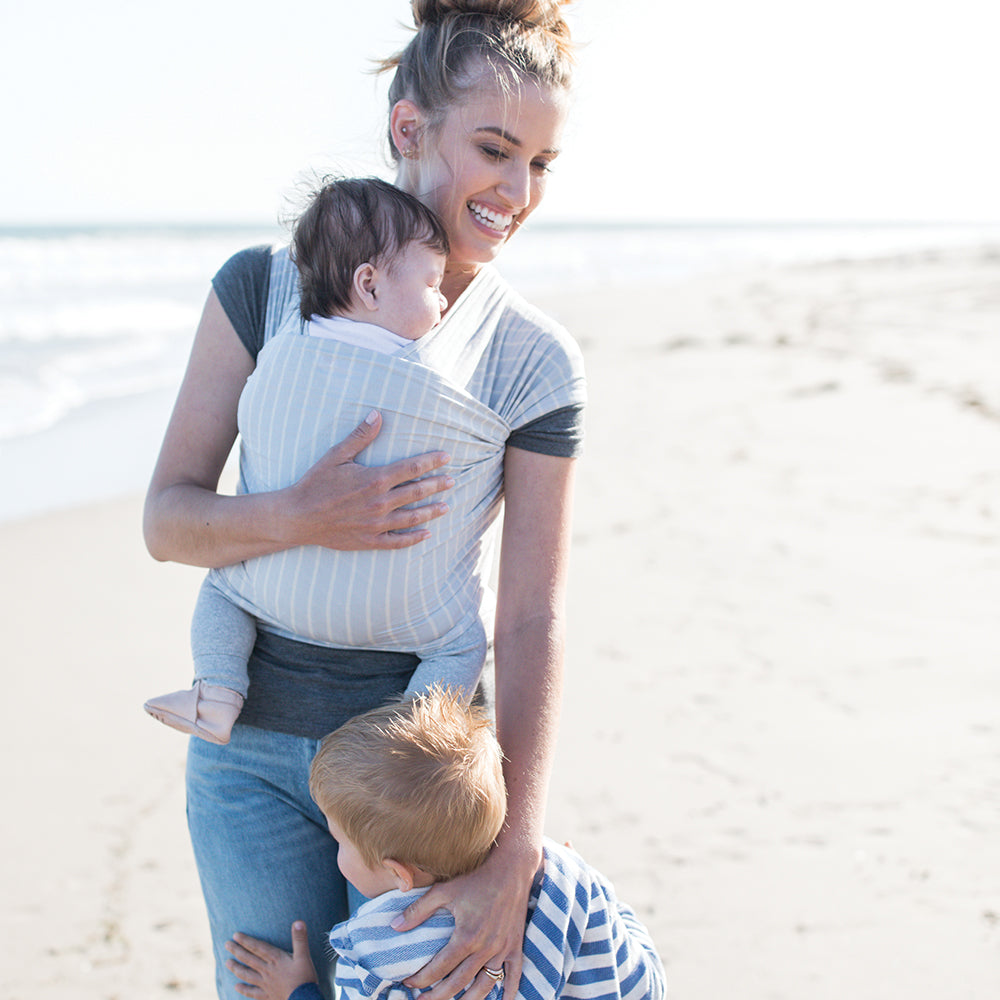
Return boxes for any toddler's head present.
[291,176,449,339]
[309,687,506,896]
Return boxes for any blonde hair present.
[378,0,576,162]
[309,687,506,879]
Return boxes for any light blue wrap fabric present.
[207,247,585,677]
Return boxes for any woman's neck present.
[441,261,481,313]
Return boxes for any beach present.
[3,243,999,998]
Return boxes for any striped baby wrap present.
[209,248,585,658]
[213,329,506,652]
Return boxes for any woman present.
[143,3,583,998]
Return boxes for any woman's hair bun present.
[379,0,574,157]
[411,0,571,32]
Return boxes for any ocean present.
[2,220,998,524]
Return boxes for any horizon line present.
[3,217,999,234]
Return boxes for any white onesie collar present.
[306,315,412,356]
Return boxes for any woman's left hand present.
[391,840,541,1000]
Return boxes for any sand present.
[3,246,999,999]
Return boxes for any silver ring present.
[484,966,505,983]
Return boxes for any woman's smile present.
[467,199,515,235]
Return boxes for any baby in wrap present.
[144,175,494,745]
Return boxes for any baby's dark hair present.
[290,176,449,320]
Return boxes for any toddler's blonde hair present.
[310,686,506,879]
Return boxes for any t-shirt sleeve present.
[506,403,585,457]
[492,301,587,458]
[287,985,325,1000]
[211,245,273,360]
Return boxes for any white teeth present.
[468,201,513,232]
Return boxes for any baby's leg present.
[404,616,488,702]
[144,575,254,743]
[190,574,256,695]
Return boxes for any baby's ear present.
[352,262,379,312]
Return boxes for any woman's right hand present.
[283,408,453,551]
[143,290,452,568]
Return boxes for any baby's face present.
[376,243,448,341]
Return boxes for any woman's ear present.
[390,99,424,160]
[352,262,379,313]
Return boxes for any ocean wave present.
[0,297,199,344]
[0,326,190,440]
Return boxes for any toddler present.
[223,687,667,1000]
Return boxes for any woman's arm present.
[143,290,454,568]
[392,446,576,1000]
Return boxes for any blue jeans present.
[186,724,364,999]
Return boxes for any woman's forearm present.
[490,447,576,870]
[143,480,294,568]
[492,610,565,870]
[145,431,455,568]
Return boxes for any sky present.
[2,0,999,225]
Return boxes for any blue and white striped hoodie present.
[301,839,665,1000]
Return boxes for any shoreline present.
[0,387,177,525]
[3,246,999,998]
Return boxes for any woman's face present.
[402,76,569,270]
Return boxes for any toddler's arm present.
[605,897,667,1000]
